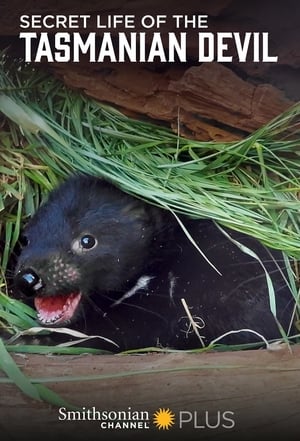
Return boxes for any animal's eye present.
[19,235,29,247]
[80,234,97,249]
[71,234,98,254]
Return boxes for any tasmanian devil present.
[13,175,296,351]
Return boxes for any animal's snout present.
[14,268,44,297]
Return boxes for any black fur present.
[14,175,296,351]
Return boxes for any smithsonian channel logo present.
[58,406,235,430]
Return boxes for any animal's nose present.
[14,268,44,297]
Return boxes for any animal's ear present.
[120,201,149,221]
[121,198,174,231]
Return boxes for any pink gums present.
[34,292,82,325]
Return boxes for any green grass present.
[1,53,300,255]
[0,51,299,406]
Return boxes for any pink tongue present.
[34,293,82,325]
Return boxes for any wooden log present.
[53,62,293,141]
[1,347,300,440]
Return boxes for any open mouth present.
[34,292,82,326]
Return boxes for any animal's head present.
[14,175,172,326]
